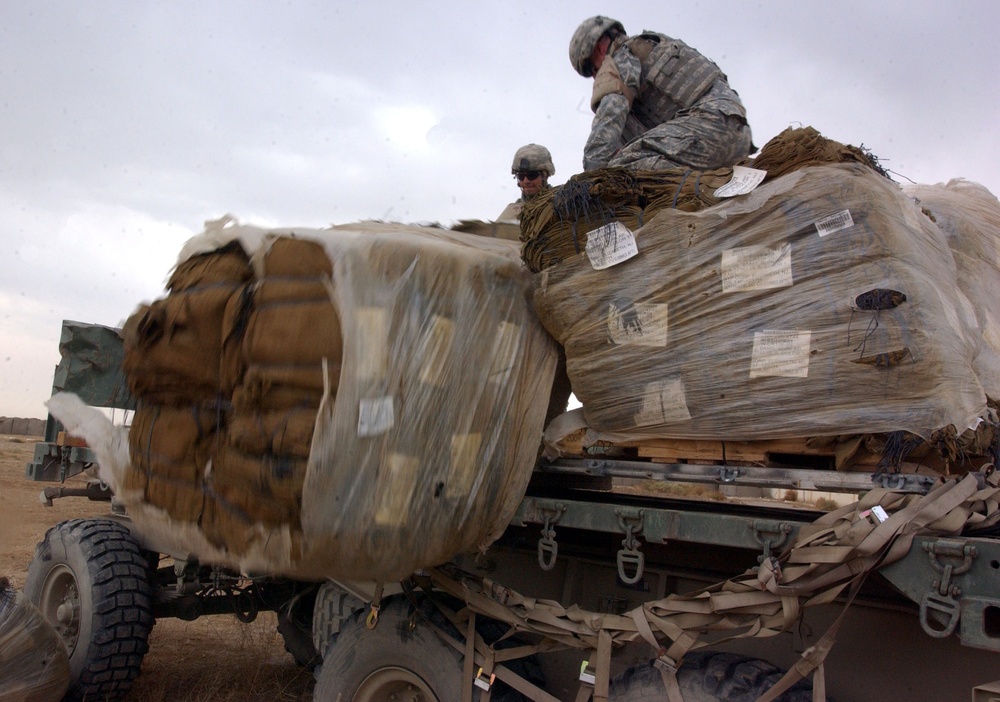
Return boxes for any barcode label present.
[815,210,854,237]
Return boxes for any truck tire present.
[313,595,463,701]
[276,591,321,670]
[608,652,818,702]
[23,518,154,702]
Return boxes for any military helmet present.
[569,16,625,77]
[511,144,555,177]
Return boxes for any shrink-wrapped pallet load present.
[73,218,558,581]
[905,179,1000,401]
[527,162,988,443]
[0,577,71,702]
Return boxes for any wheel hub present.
[38,564,81,654]
[354,666,439,702]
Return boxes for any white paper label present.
[749,330,812,378]
[634,378,692,427]
[585,222,639,270]
[714,166,768,198]
[815,210,854,237]
[607,301,669,347]
[870,505,889,523]
[721,244,793,292]
[358,395,394,437]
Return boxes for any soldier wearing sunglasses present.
[497,144,556,222]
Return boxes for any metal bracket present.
[616,509,645,585]
[919,539,977,638]
[537,503,566,571]
[717,466,742,483]
[750,520,792,564]
[871,472,937,493]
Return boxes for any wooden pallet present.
[559,434,896,472]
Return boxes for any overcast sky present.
[1,1,998,419]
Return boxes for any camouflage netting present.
[0,577,71,702]
[104,219,558,580]
[529,146,993,444]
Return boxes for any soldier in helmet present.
[569,16,753,172]
[497,144,556,221]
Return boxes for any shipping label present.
[489,321,520,384]
[749,330,812,379]
[714,166,768,198]
[585,222,639,270]
[447,433,482,499]
[356,307,389,380]
[633,377,692,427]
[418,314,455,386]
[374,452,418,526]
[721,244,793,292]
[607,300,669,347]
[358,395,395,437]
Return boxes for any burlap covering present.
[111,220,557,580]
[0,578,71,702]
[521,127,882,273]
[533,161,987,441]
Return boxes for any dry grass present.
[123,614,314,701]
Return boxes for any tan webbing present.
[429,471,1000,700]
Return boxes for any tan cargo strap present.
[429,471,1000,700]
[405,581,564,702]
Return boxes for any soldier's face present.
[589,36,611,76]
[516,172,544,196]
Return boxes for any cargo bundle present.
[523,129,1000,475]
[117,219,557,580]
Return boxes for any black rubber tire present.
[276,589,321,670]
[608,652,818,702]
[23,518,154,702]
[313,594,464,701]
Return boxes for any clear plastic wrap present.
[0,579,70,702]
[533,163,988,440]
[905,179,1000,401]
[55,220,557,581]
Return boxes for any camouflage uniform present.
[580,30,752,171]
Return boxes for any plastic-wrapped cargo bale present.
[533,163,987,441]
[50,219,558,582]
[0,577,71,702]
[905,179,1000,401]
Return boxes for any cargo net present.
[520,126,884,274]
[118,220,557,580]
[426,471,1000,702]
[522,128,1000,476]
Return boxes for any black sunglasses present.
[516,171,542,181]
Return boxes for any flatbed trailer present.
[21,321,1000,701]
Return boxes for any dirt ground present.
[0,435,315,701]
